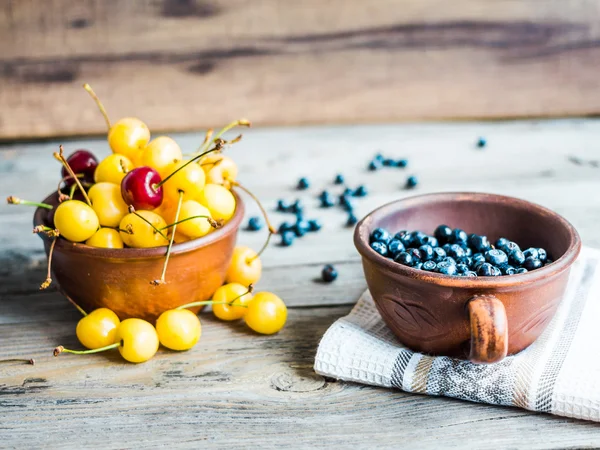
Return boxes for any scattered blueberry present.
[319,191,335,208]
[368,160,382,171]
[383,158,395,167]
[307,219,322,232]
[277,199,290,212]
[352,185,368,197]
[291,199,304,214]
[485,249,508,266]
[339,195,353,212]
[477,137,487,148]
[280,230,295,247]
[397,159,408,168]
[434,225,452,244]
[278,222,293,234]
[334,174,345,185]
[346,214,358,227]
[247,216,262,231]
[374,153,384,162]
[371,241,388,257]
[523,257,543,270]
[293,220,310,237]
[405,175,418,189]
[297,177,310,190]
[322,264,338,282]
[422,261,437,271]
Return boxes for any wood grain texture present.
[3,0,600,138]
[1,120,600,447]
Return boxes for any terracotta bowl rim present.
[354,191,582,288]
[33,189,245,259]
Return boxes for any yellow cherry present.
[115,318,159,363]
[162,160,205,203]
[172,231,190,244]
[119,210,168,248]
[201,154,238,185]
[176,200,213,239]
[94,154,134,185]
[197,184,236,222]
[86,228,124,248]
[244,292,287,335]
[54,200,99,242]
[225,246,262,286]
[76,308,120,349]
[212,283,253,321]
[141,136,183,179]
[108,118,151,161]
[156,309,201,351]
[88,182,129,227]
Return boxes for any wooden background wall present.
[2,0,600,139]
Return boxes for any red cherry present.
[121,167,163,210]
[61,150,98,187]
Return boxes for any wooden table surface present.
[1,120,600,448]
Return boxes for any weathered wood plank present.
[1,298,599,449]
[3,1,600,138]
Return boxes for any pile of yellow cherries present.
[8,84,286,364]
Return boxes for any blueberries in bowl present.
[369,225,551,277]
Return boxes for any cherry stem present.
[201,128,214,148]
[128,208,169,241]
[54,146,92,207]
[62,292,88,317]
[57,174,84,198]
[0,358,35,365]
[153,191,184,285]
[159,215,219,231]
[197,119,250,154]
[156,142,223,189]
[175,300,248,310]
[54,343,119,357]
[250,231,273,263]
[6,196,53,210]
[33,225,60,237]
[40,238,57,290]
[69,183,78,200]
[83,83,111,131]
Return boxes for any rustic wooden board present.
[3,0,600,138]
[1,121,600,447]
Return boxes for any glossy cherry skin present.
[61,150,98,186]
[121,166,163,210]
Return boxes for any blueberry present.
[346,214,358,227]
[297,177,310,190]
[447,244,465,259]
[321,264,338,282]
[405,175,418,189]
[464,271,478,277]
[339,195,353,212]
[411,231,430,247]
[387,239,405,257]
[414,262,423,270]
[428,237,439,248]
[397,159,408,168]
[537,248,548,263]
[406,248,422,263]
[468,234,491,253]
[472,253,485,264]
[394,230,408,240]
[383,158,395,167]
[504,241,521,254]
[456,264,469,274]
[395,251,414,267]
[442,256,457,266]
[419,244,434,261]
[477,263,498,277]
[508,249,525,266]
[353,185,368,197]
[370,228,391,244]
[545,259,553,266]
[523,248,539,260]
[371,241,388,257]
[277,199,290,212]
[280,230,295,247]
[293,220,310,237]
[450,228,468,245]
[432,247,447,263]
[368,160,382,171]
[278,221,293,234]
[247,216,262,231]
[473,260,486,272]
[436,261,457,276]
[463,246,473,257]
[374,153,384,162]
[477,137,487,148]
[291,199,304,214]
[516,267,528,274]
[442,243,452,254]
[495,238,510,251]
[422,261,437,271]
[399,233,413,248]
[457,256,472,267]
[523,257,542,270]
[434,225,452,244]
[498,264,515,275]
[505,267,517,275]
[318,191,335,208]
[307,219,322,232]
[485,249,508,266]
[334,174,345,185]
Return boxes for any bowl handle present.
[467,295,508,364]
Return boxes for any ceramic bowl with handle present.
[34,191,245,321]
[354,192,581,364]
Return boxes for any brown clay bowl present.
[33,191,245,321]
[354,192,581,364]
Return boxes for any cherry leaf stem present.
[54,146,92,207]
[83,83,111,131]
[6,196,53,210]
[155,191,184,285]
[175,300,248,310]
[54,343,119,357]
[155,142,223,189]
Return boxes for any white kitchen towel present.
[314,246,600,422]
